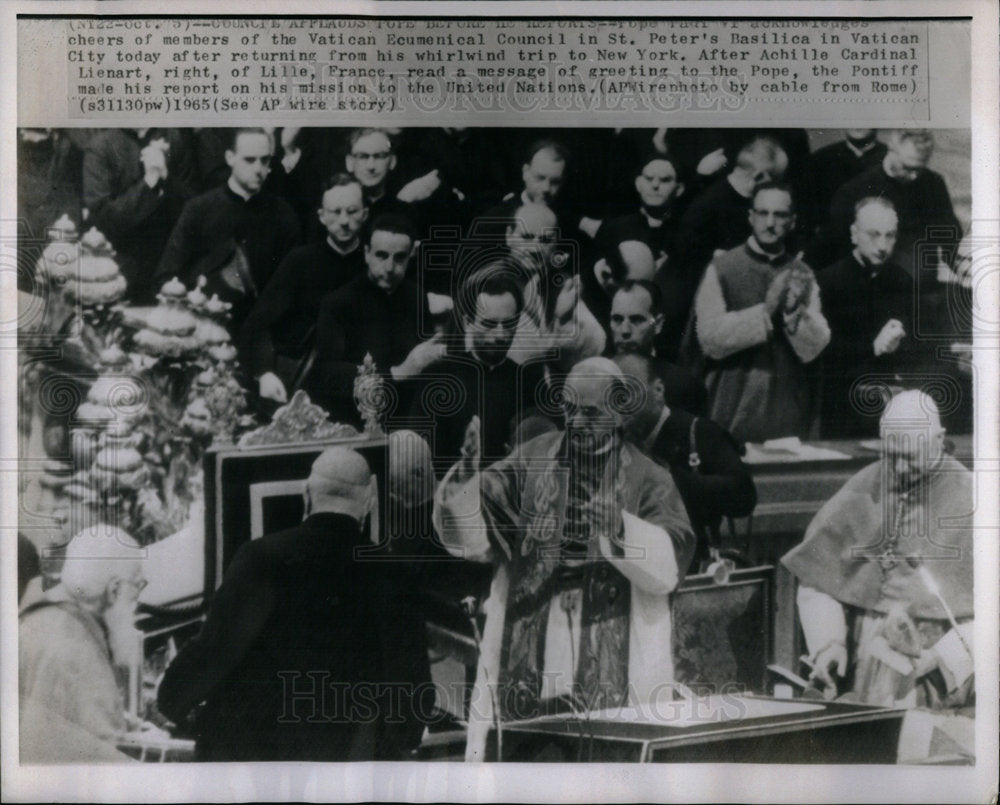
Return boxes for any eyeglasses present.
[351,151,391,162]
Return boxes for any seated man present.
[691,182,830,443]
[19,525,146,763]
[615,352,756,570]
[817,197,917,438]
[406,262,549,474]
[674,136,789,290]
[433,357,694,760]
[240,173,369,407]
[308,214,440,425]
[811,129,962,278]
[592,153,689,358]
[802,129,887,238]
[608,280,706,416]
[782,391,973,753]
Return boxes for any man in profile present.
[20,525,147,762]
[782,391,973,735]
[158,447,405,761]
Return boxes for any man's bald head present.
[58,524,144,608]
[306,447,373,522]
[388,430,434,508]
[880,390,946,490]
[564,357,636,443]
[506,203,558,267]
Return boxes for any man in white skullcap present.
[782,390,974,758]
[158,446,397,761]
[434,356,694,760]
[19,524,146,762]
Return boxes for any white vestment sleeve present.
[796,584,848,656]
[599,509,679,596]
[933,621,974,693]
[695,264,773,361]
[431,463,493,563]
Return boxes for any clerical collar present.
[746,236,787,264]
[227,176,258,202]
[852,248,886,278]
[643,405,672,453]
[326,236,359,257]
[640,206,669,228]
[845,137,878,158]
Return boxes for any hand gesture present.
[764,269,789,316]
[873,319,906,356]
[397,169,442,203]
[696,147,728,177]
[810,642,847,698]
[140,140,169,187]
[448,415,482,488]
[258,372,288,403]
[393,333,446,380]
[783,265,813,313]
[553,273,579,325]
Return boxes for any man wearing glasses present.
[690,182,830,443]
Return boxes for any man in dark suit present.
[615,352,756,571]
[816,197,919,438]
[240,173,368,409]
[308,213,441,425]
[803,129,887,237]
[406,262,549,475]
[158,447,412,761]
[156,128,301,333]
[608,280,707,416]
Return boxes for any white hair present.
[58,524,143,602]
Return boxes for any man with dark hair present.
[345,127,440,231]
[591,152,686,267]
[240,173,368,407]
[803,130,887,237]
[157,128,301,332]
[673,136,789,287]
[309,213,439,424]
[615,352,756,570]
[810,130,961,274]
[479,139,573,240]
[817,197,918,438]
[406,260,547,473]
[691,182,829,442]
[609,280,707,415]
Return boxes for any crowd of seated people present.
[19,125,973,444]
[16,124,976,763]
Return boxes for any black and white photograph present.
[2,4,997,803]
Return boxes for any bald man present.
[782,391,974,721]
[158,447,399,761]
[434,357,694,760]
[19,525,146,762]
[817,197,918,438]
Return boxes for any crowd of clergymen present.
[17,126,975,763]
